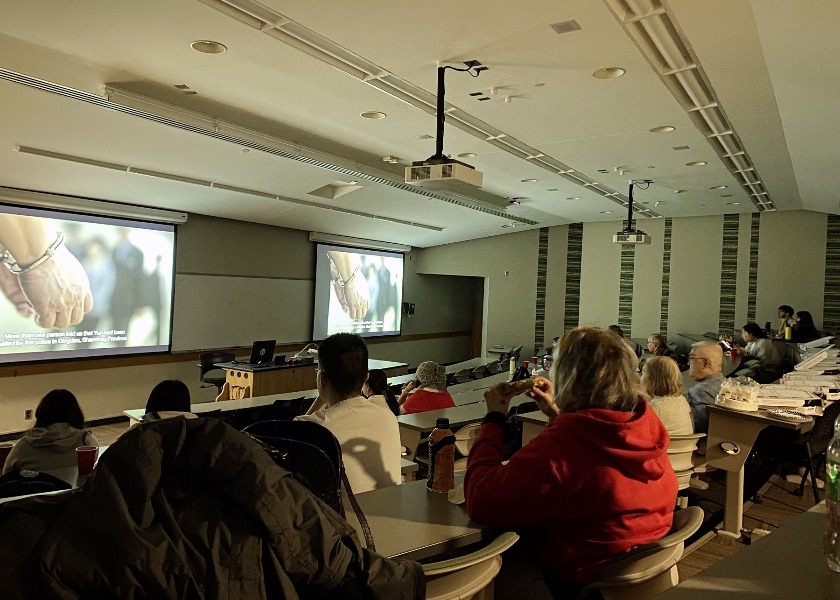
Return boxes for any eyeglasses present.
[687,355,708,363]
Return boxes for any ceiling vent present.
[672,145,690,151]
[550,20,582,35]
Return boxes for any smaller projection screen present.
[313,243,404,339]
[0,203,175,364]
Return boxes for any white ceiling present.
[0,0,836,247]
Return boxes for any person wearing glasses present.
[685,341,725,433]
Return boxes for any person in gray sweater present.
[685,342,726,433]
[2,389,98,484]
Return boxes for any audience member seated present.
[738,322,784,384]
[465,327,677,598]
[609,323,642,357]
[364,369,400,416]
[685,342,725,433]
[641,356,694,435]
[646,333,679,363]
[143,379,196,421]
[776,304,796,337]
[296,333,401,494]
[0,417,422,598]
[793,310,820,343]
[397,361,455,415]
[2,389,98,485]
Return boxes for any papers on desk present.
[794,350,828,371]
[798,336,833,349]
[756,386,819,407]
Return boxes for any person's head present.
[364,369,389,396]
[607,325,624,338]
[415,360,447,391]
[550,327,643,413]
[34,389,85,430]
[647,333,668,353]
[641,356,683,398]
[688,341,723,381]
[795,311,817,332]
[778,305,794,319]
[145,380,191,414]
[317,333,369,401]
[741,322,767,342]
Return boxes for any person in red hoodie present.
[465,326,677,598]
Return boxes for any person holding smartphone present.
[397,361,455,414]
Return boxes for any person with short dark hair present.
[364,369,399,416]
[739,322,783,383]
[646,333,679,363]
[607,324,624,337]
[296,333,401,493]
[2,389,98,483]
[793,310,820,342]
[144,379,193,419]
[776,305,795,337]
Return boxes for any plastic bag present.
[715,376,761,412]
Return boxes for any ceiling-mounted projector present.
[613,230,651,245]
[405,159,483,191]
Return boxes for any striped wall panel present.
[824,215,840,332]
[563,223,583,331]
[618,243,635,333]
[659,218,672,335]
[533,227,549,356]
[746,213,760,323]
[718,214,739,334]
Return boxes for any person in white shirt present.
[296,334,401,494]
[640,356,694,436]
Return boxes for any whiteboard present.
[172,274,313,351]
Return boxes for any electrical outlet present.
[24,409,32,420]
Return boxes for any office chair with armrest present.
[199,351,235,394]
[575,506,703,600]
[509,345,523,362]
[423,531,519,600]
[667,433,706,507]
[791,399,840,502]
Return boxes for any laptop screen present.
[249,340,275,365]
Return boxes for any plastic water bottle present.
[825,415,840,572]
[427,418,455,493]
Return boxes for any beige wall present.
[543,226,568,343]
[578,221,622,328]
[631,218,666,338]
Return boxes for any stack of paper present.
[757,387,818,408]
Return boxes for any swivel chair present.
[198,351,235,394]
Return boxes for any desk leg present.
[400,429,422,461]
[706,412,768,538]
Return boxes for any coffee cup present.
[729,348,738,360]
[76,446,98,475]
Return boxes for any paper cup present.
[76,446,98,475]
[0,442,13,469]
[730,348,738,360]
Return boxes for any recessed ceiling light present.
[457,152,477,158]
[521,178,538,183]
[600,210,613,214]
[727,202,741,206]
[509,199,522,205]
[592,67,626,79]
[721,194,732,198]
[361,111,386,119]
[709,185,728,190]
[674,189,686,194]
[546,188,559,192]
[686,161,707,167]
[567,197,580,200]
[534,82,546,87]
[191,40,227,54]
[650,125,675,133]
[417,134,433,139]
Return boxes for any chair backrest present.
[199,351,235,382]
[505,401,539,451]
[576,507,703,600]
[244,420,343,514]
[227,398,306,430]
[808,400,840,454]
[454,423,483,457]
[509,345,523,361]
[453,369,472,385]
[423,531,519,577]
[0,469,72,499]
[666,433,705,472]
[470,365,487,380]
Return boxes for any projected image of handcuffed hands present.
[327,250,370,320]
[0,215,93,329]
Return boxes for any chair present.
[243,420,343,514]
[791,399,840,502]
[452,369,473,385]
[509,345,523,362]
[485,361,502,375]
[575,507,704,600]
[227,398,305,430]
[667,433,706,508]
[453,423,483,472]
[470,365,488,380]
[0,469,72,499]
[702,331,719,340]
[423,531,519,600]
[198,351,235,394]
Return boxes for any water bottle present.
[427,418,455,493]
[825,415,840,572]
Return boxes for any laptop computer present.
[237,339,276,366]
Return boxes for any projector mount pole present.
[626,179,653,232]
[429,60,487,163]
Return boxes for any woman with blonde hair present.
[641,356,694,435]
[465,327,676,597]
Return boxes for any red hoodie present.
[464,400,677,583]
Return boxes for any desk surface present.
[657,503,838,599]
[216,358,407,372]
[397,396,532,432]
[348,477,488,561]
[389,357,502,387]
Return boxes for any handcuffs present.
[1,232,65,274]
